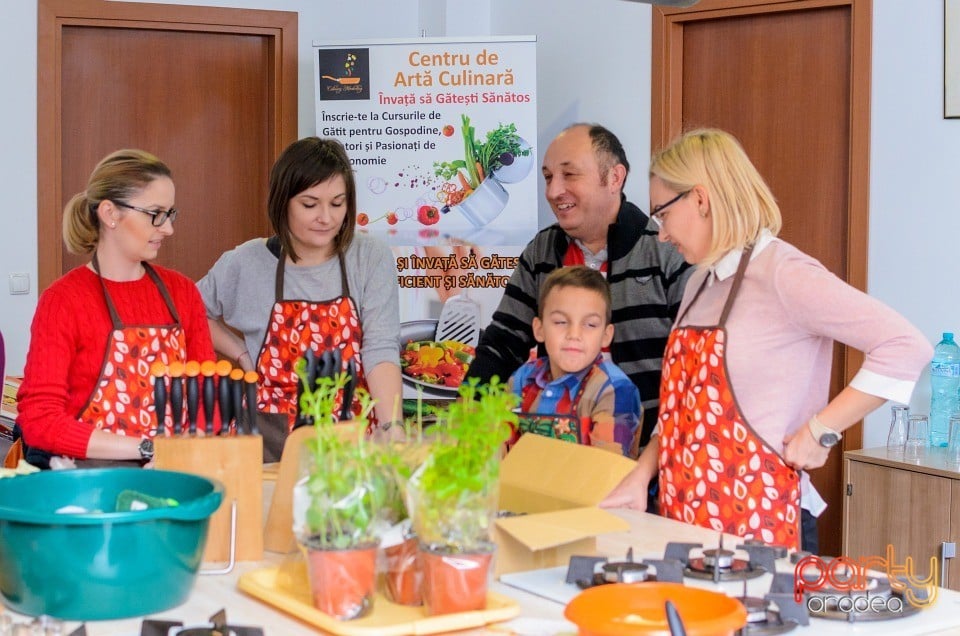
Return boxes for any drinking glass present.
[948,415,960,466]
[904,414,929,462]
[886,405,909,455]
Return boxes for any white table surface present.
[5,508,960,635]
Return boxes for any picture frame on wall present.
[946,0,960,117]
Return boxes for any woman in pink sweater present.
[603,129,931,551]
[14,149,213,467]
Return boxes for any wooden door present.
[653,0,872,557]
[844,458,949,588]
[38,0,298,288]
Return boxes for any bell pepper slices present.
[401,340,476,388]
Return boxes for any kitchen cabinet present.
[843,448,960,590]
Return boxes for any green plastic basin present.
[0,468,223,620]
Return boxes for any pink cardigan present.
[667,234,932,454]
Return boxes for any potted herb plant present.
[407,378,517,615]
[293,367,391,620]
[378,426,430,607]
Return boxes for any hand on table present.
[599,466,650,511]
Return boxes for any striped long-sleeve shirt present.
[466,200,691,446]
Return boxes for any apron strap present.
[675,244,755,327]
[274,249,351,302]
[92,254,181,328]
[718,245,754,326]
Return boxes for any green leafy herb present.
[408,377,517,553]
[296,363,391,550]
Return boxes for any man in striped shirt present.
[465,123,690,449]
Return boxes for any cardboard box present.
[494,434,638,576]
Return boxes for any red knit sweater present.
[16,264,214,458]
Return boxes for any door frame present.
[651,0,872,450]
[37,0,298,291]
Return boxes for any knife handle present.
[331,348,343,379]
[340,358,356,421]
[185,361,201,436]
[151,362,167,436]
[244,370,261,435]
[230,369,244,435]
[170,362,183,435]
[201,360,217,436]
[216,360,233,435]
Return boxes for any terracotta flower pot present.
[305,544,377,620]
[419,546,493,615]
[383,536,422,606]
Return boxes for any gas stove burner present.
[738,597,798,636]
[666,534,772,582]
[601,561,653,584]
[702,547,735,569]
[568,548,662,589]
[686,554,764,581]
[803,578,921,622]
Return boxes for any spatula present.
[435,290,481,348]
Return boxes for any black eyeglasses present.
[650,190,690,228]
[113,201,178,227]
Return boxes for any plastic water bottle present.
[930,332,960,447]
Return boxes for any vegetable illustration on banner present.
[314,36,537,399]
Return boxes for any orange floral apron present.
[80,257,186,438]
[658,247,800,549]
[255,251,369,431]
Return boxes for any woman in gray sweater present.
[198,137,401,461]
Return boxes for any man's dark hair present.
[565,123,630,192]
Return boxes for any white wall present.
[0,1,953,449]
[864,0,960,446]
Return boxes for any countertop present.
[5,508,960,635]
[846,446,960,480]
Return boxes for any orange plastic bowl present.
[564,582,747,636]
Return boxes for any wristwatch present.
[138,438,155,462]
[807,414,842,448]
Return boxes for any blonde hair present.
[62,149,172,255]
[650,128,781,267]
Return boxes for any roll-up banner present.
[314,36,538,400]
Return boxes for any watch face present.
[819,432,840,448]
[139,438,155,459]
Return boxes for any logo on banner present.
[317,48,370,100]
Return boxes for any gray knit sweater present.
[197,235,400,372]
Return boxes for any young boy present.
[507,266,642,457]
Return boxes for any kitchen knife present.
[169,361,185,435]
[331,347,343,379]
[305,347,319,390]
[201,360,217,436]
[230,368,244,435]
[244,370,261,435]
[216,360,233,435]
[340,358,356,421]
[185,360,201,436]
[150,361,168,437]
[318,349,334,382]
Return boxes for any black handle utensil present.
[151,363,167,437]
[331,348,343,379]
[244,370,261,435]
[201,361,216,436]
[230,368,244,435]
[170,369,184,436]
[340,358,356,421]
[665,600,687,636]
[186,364,200,436]
[318,350,334,382]
[217,361,233,435]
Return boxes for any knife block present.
[155,435,264,563]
